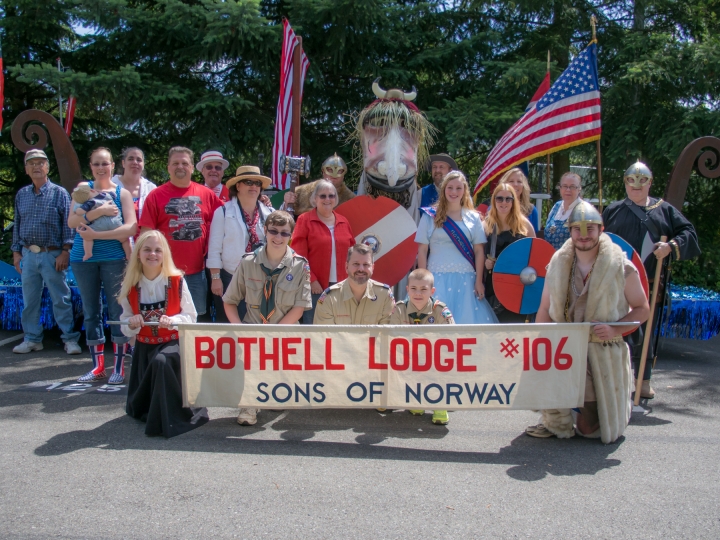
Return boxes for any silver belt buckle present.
[29,245,41,254]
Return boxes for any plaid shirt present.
[11,179,74,252]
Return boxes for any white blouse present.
[120,273,197,337]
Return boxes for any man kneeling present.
[527,201,649,443]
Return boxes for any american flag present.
[474,43,601,195]
[271,19,310,190]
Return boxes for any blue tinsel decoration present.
[661,285,720,340]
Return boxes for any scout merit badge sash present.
[421,207,475,269]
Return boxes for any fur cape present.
[543,233,633,444]
[293,180,355,217]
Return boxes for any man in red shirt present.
[140,147,223,316]
[196,150,230,202]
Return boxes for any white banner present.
[180,323,590,410]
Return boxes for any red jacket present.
[291,209,355,289]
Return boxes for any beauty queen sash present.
[421,207,476,270]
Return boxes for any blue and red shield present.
[606,232,650,299]
[493,238,555,314]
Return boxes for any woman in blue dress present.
[544,172,584,249]
[416,171,498,324]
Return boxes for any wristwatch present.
[211,273,221,280]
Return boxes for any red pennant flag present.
[65,96,76,136]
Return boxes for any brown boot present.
[640,380,655,399]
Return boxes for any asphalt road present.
[0,328,718,539]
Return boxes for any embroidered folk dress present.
[416,211,498,324]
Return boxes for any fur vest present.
[545,234,633,443]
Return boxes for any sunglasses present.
[204,164,224,171]
[91,162,113,168]
[266,228,292,238]
[318,193,337,200]
[240,179,263,187]
[494,196,515,203]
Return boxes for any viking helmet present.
[568,200,603,236]
[372,78,417,101]
[321,153,347,180]
[624,160,653,188]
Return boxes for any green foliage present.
[1,0,719,289]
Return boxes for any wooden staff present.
[634,235,667,406]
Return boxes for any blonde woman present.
[483,182,536,323]
[416,171,497,324]
[119,230,208,438]
[498,168,539,232]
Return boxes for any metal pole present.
[291,37,302,156]
[596,138,603,212]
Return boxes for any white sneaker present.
[237,408,258,426]
[13,341,43,354]
[64,341,82,355]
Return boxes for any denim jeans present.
[71,258,128,346]
[185,270,207,316]
[20,248,80,343]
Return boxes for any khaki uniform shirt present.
[222,247,312,324]
[313,278,395,325]
[294,180,355,216]
[391,298,455,325]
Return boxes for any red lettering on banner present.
[325,338,345,370]
[390,338,410,370]
[259,338,279,370]
[196,337,215,368]
[368,337,387,369]
[553,337,572,370]
[434,338,454,372]
[238,337,257,370]
[216,337,236,369]
[523,337,530,371]
[282,337,302,370]
[304,338,323,370]
[457,338,477,372]
[412,338,432,372]
[532,337,552,371]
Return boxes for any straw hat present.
[226,165,272,190]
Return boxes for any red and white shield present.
[335,195,418,286]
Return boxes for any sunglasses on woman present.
[318,193,336,200]
[494,196,515,203]
[266,228,292,238]
[240,180,263,187]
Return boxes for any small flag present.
[475,44,601,195]
[271,19,309,190]
[65,96,76,136]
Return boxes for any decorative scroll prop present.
[493,238,555,314]
[181,323,589,410]
[335,195,418,286]
[11,109,83,192]
[665,136,720,210]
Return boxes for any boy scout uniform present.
[390,298,455,325]
[313,278,395,325]
[222,247,312,324]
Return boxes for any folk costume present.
[121,274,208,438]
[602,162,700,385]
[544,198,582,250]
[416,208,497,324]
[538,204,636,444]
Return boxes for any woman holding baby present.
[68,147,137,384]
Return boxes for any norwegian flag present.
[474,43,601,195]
[271,19,309,190]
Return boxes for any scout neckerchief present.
[421,207,475,269]
[259,264,283,323]
[408,298,433,324]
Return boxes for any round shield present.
[493,238,555,314]
[335,195,418,286]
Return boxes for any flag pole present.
[291,37,303,156]
[56,58,64,129]
[590,16,603,212]
[545,50,552,195]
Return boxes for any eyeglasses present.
[318,193,337,200]
[204,164,224,171]
[266,228,292,238]
[240,180,263,187]
[91,162,113,168]
[494,196,515,203]
[559,185,580,191]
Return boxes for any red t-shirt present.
[140,182,223,275]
